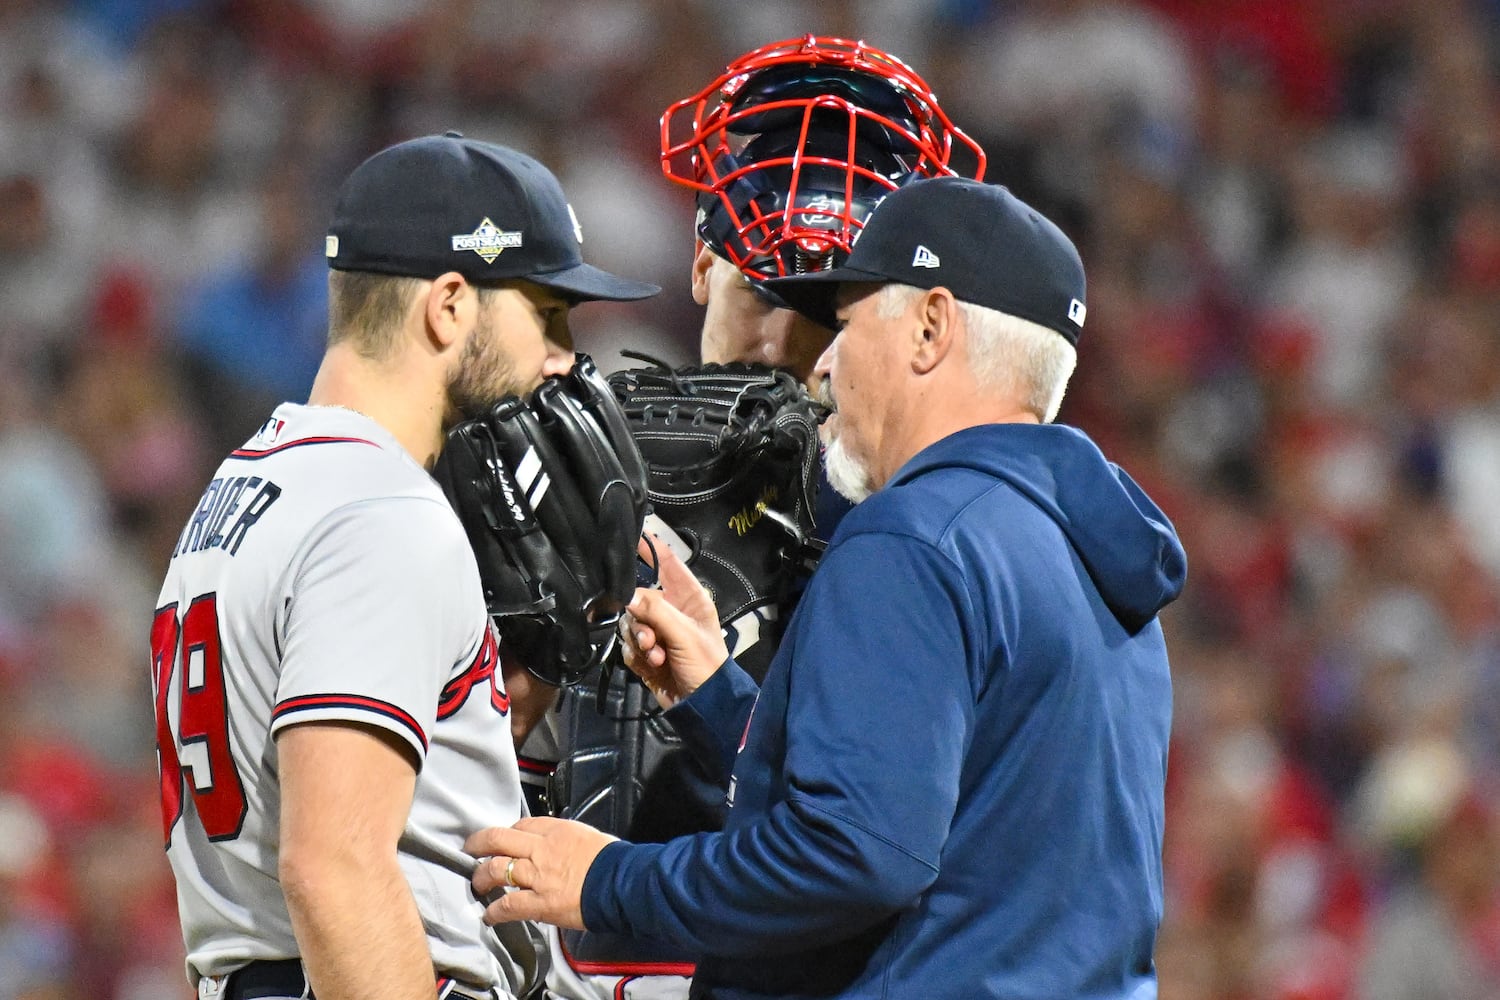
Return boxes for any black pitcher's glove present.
[606,356,825,682]
[433,355,648,687]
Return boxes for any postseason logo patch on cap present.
[452,217,524,264]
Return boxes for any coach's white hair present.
[876,283,1077,423]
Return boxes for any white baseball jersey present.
[151,403,533,995]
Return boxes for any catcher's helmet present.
[661,35,986,281]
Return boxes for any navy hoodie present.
[581,423,1186,999]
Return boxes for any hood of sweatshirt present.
[886,423,1187,633]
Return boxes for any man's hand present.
[621,534,729,709]
[466,817,617,929]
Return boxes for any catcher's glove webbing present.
[606,356,825,682]
[433,355,647,687]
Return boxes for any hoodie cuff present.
[581,839,667,934]
[664,657,759,785]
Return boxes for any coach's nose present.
[811,334,837,383]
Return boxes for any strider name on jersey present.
[173,474,281,559]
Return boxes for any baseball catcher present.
[535,36,988,998]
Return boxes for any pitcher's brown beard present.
[444,312,523,428]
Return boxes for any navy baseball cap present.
[326,132,660,302]
[762,177,1086,345]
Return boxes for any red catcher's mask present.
[661,35,987,286]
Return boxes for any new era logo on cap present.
[912,245,941,268]
[1068,298,1087,327]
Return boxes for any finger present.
[464,825,535,858]
[627,584,657,614]
[472,854,513,896]
[512,815,577,834]
[620,637,643,673]
[628,589,710,657]
[628,591,695,647]
[620,642,662,686]
[483,887,551,926]
[628,586,685,625]
[617,612,648,664]
[634,622,658,653]
[642,544,721,633]
[618,611,655,650]
[503,856,534,889]
[482,887,536,924]
[652,536,704,595]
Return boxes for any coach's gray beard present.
[817,380,873,503]
[823,433,874,504]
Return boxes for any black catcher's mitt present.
[433,355,648,687]
[606,356,825,682]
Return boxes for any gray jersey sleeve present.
[272,495,481,763]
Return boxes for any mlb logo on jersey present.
[256,417,286,444]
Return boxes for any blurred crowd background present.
[4,0,1500,997]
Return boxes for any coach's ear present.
[910,286,960,375]
[425,271,477,354]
